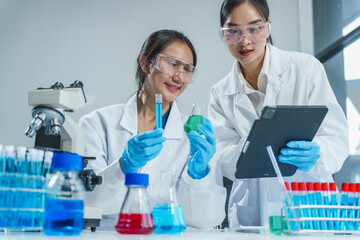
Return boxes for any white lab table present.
[1,229,360,240]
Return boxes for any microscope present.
[25,81,102,232]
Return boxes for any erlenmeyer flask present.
[152,171,186,234]
[184,102,204,135]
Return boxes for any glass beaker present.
[115,173,154,234]
[184,102,205,135]
[152,171,186,234]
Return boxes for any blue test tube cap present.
[51,152,83,171]
[125,173,149,186]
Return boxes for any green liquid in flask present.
[184,115,203,134]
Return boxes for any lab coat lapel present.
[118,93,138,136]
[226,62,258,135]
[263,45,289,107]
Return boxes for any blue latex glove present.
[121,128,166,174]
[278,141,320,172]
[187,117,216,179]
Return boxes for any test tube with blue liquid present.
[329,183,339,230]
[321,183,332,230]
[291,182,302,230]
[355,183,360,230]
[156,93,162,129]
[345,183,356,231]
[314,183,326,230]
[339,183,349,230]
[306,182,319,230]
[298,182,311,230]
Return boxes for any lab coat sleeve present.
[178,166,226,229]
[306,59,349,178]
[208,87,246,184]
[79,115,127,215]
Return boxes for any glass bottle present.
[115,173,154,234]
[184,102,204,134]
[152,171,186,234]
[43,152,85,236]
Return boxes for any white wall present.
[0,0,312,147]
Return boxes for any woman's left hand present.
[187,117,216,179]
[278,141,320,172]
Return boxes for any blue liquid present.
[308,193,319,230]
[152,205,186,234]
[330,194,339,230]
[292,195,302,229]
[156,102,162,129]
[300,195,311,229]
[346,196,355,230]
[339,194,348,230]
[315,192,326,230]
[44,198,84,235]
[323,195,332,230]
[355,197,360,230]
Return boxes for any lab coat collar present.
[223,44,290,96]
[119,93,138,135]
[118,93,183,140]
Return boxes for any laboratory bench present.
[1,229,360,240]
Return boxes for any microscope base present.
[84,206,102,232]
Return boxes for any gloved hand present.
[278,141,320,172]
[187,117,216,179]
[121,128,166,174]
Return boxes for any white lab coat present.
[79,94,226,230]
[208,45,349,228]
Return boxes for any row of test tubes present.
[284,182,360,233]
[0,144,53,231]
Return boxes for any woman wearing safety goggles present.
[209,0,348,228]
[79,29,225,230]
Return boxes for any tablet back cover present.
[235,105,328,179]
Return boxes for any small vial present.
[115,173,154,234]
[184,102,205,134]
[155,93,162,129]
[321,183,332,230]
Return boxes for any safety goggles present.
[220,21,271,45]
[152,54,197,83]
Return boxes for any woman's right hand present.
[120,128,166,174]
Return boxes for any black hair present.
[220,0,273,44]
[135,29,197,93]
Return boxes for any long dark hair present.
[220,0,273,44]
[135,29,197,93]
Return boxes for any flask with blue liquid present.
[152,171,186,234]
[43,152,85,236]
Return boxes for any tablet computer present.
[234,105,328,179]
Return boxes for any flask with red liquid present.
[115,173,154,234]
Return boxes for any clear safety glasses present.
[220,21,271,45]
[152,54,197,83]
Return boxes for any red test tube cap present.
[357,183,360,192]
[314,182,321,191]
[298,182,306,191]
[285,182,290,191]
[329,182,337,192]
[291,182,299,191]
[321,182,329,191]
[349,183,356,192]
[341,183,349,192]
[306,182,314,191]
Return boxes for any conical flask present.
[115,173,154,234]
[184,102,204,135]
[152,171,186,234]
